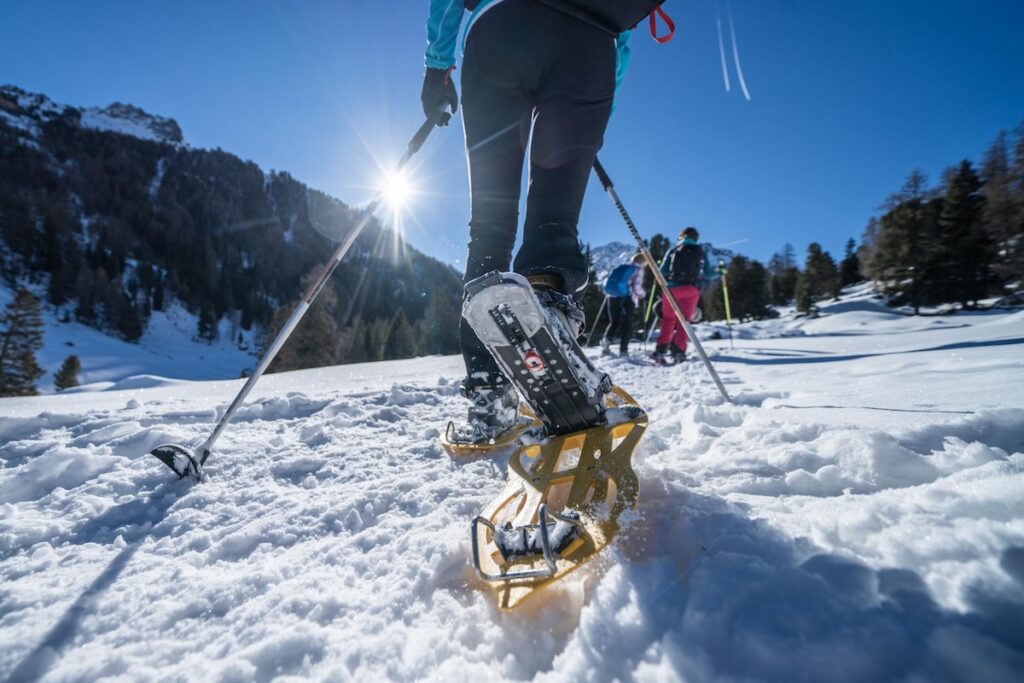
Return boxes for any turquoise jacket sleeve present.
[613,31,631,107]
[426,0,465,69]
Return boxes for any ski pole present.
[592,158,732,403]
[718,259,735,349]
[585,295,610,347]
[150,116,441,480]
[642,251,671,326]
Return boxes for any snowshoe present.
[462,271,612,437]
[470,386,647,609]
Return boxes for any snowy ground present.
[1,288,1023,682]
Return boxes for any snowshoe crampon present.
[441,402,541,458]
[470,386,646,609]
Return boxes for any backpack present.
[604,264,638,297]
[533,0,674,42]
[670,244,704,286]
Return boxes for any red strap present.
[649,6,675,44]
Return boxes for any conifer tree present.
[935,160,990,306]
[981,128,1024,286]
[421,289,460,355]
[840,238,862,287]
[54,354,81,391]
[767,245,801,305]
[0,289,46,397]
[870,171,941,313]
[383,308,417,360]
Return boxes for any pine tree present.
[934,160,991,306]
[152,276,165,312]
[265,268,341,372]
[0,289,46,397]
[981,128,1024,288]
[767,245,801,305]
[421,289,460,355]
[197,304,217,342]
[871,170,942,313]
[54,354,81,391]
[840,238,862,287]
[802,243,841,301]
[859,218,881,279]
[383,308,417,360]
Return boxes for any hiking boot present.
[651,343,670,365]
[452,382,520,444]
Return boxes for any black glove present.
[421,67,458,126]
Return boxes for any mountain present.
[0,88,183,145]
[0,86,463,386]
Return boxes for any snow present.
[1,287,1022,681]
[79,103,182,145]
[0,285,256,393]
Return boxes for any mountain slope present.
[0,85,463,381]
[1,293,1021,681]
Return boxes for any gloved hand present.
[421,67,458,126]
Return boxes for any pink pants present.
[657,285,700,351]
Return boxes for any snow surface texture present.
[1,288,1023,681]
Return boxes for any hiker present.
[602,254,646,357]
[653,226,717,364]
[421,0,648,442]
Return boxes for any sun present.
[381,170,413,209]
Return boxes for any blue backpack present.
[603,264,638,297]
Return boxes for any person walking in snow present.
[653,226,718,364]
[421,0,639,442]
[602,254,646,357]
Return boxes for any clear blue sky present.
[3,0,1023,267]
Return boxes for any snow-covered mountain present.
[1,284,1022,681]
[0,85,184,145]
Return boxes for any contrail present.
[728,1,752,101]
[716,2,731,92]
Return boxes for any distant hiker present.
[602,254,646,357]
[653,227,718,364]
[422,0,647,442]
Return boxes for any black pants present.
[459,0,616,387]
[606,296,636,354]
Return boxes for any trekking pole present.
[585,295,610,347]
[593,158,732,403]
[642,252,670,326]
[718,259,735,350]
[149,116,441,480]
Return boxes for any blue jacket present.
[426,0,632,99]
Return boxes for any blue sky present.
[3,0,1023,268]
